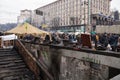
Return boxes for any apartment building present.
[35,0,112,30]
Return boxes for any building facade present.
[17,9,32,24]
[35,0,112,31]
[31,10,43,28]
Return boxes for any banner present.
[0,34,17,41]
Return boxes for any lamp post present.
[83,0,88,33]
[88,0,91,33]
[81,0,91,33]
[84,1,86,33]
[88,0,91,25]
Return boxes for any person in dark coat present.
[109,34,119,51]
[43,35,51,44]
[99,33,109,47]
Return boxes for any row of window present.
[38,0,110,26]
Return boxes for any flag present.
[42,24,47,28]
[25,23,28,31]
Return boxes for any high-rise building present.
[17,9,32,24]
[35,0,112,30]
[114,10,119,21]
[31,10,43,28]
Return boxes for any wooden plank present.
[15,40,40,79]
[0,38,2,48]
[0,60,23,65]
[0,68,29,78]
[0,62,25,68]
[15,40,54,80]
[0,57,21,62]
[0,53,18,57]
[0,68,28,74]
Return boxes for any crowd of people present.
[91,32,120,51]
[23,32,120,52]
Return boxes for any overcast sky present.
[0,0,120,24]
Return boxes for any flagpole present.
[25,23,27,33]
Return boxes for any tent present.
[6,23,49,35]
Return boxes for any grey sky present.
[0,0,120,24]
[111,0,120,11]
[0,0,56,24]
